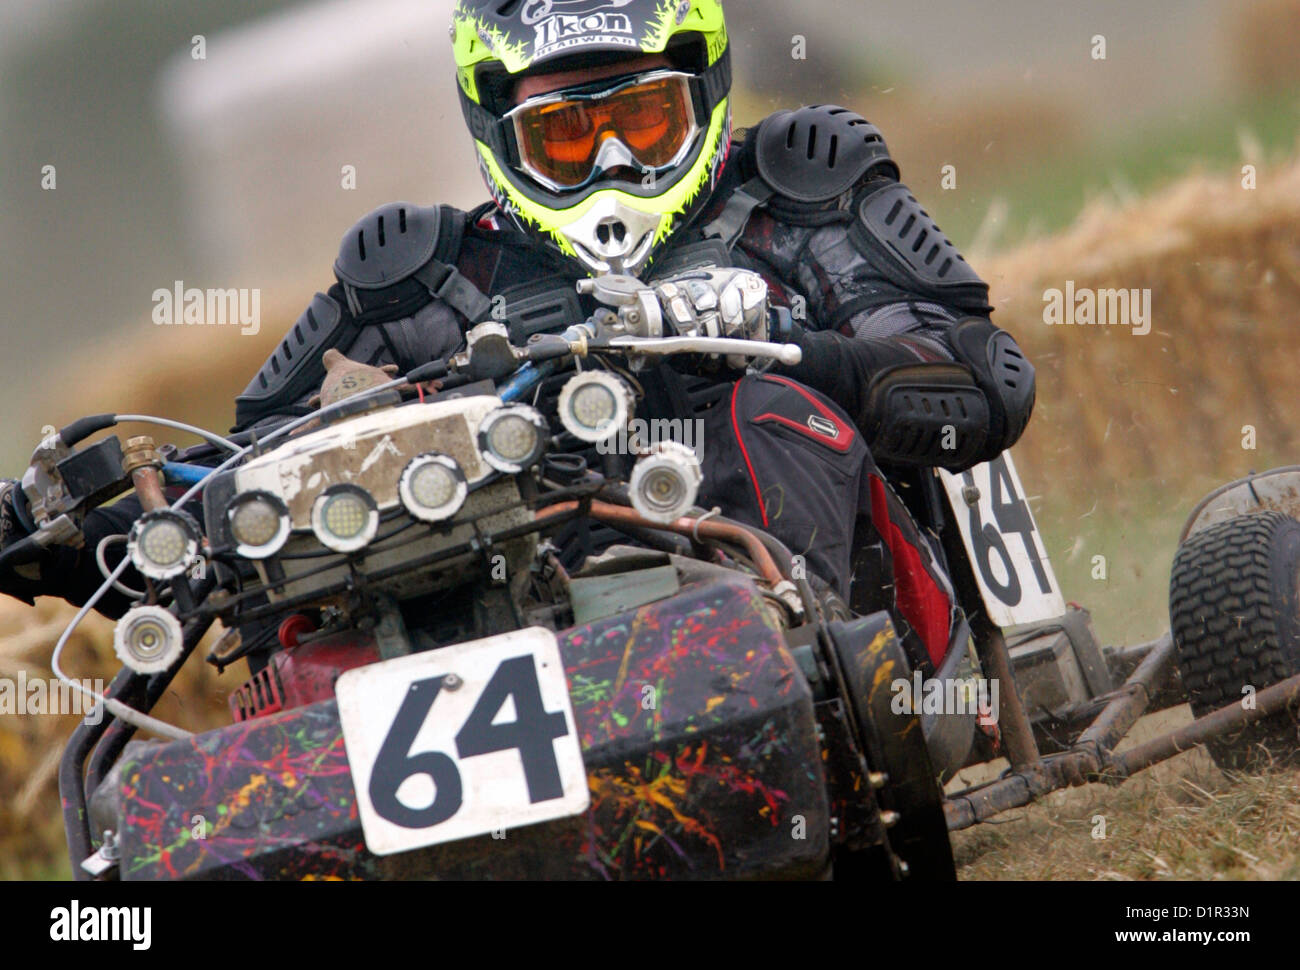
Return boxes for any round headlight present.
[557,371,633,445]
[629,441,703,525]
[479,405,547,474]
[128,510,200,581]
[226,491,291,559]
[114,605,185,674]
[311,484,379,553]
[399,453,468,523]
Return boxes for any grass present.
[953,709,1300,880]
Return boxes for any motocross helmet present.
[452,0,733,277]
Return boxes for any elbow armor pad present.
[861,363,991,470]
[859,320,1035,470]
[949,317,1036,457]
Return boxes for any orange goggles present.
[505,71,701,191]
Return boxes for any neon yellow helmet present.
[452,0,732,277]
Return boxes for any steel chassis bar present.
[944,633,1300,831]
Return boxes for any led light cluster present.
[219,403,552,561]
[127,510,201,581]
[557,372,633,445]
[479,405,548,474]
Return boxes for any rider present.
[0,0,1034,673]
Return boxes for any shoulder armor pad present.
[334,202,456,290]
[333,201,491,325]
[754,105,899,205]
[851,181,990,310]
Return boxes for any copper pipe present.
[123,435,168,513]
[130,468,168,513]
[537,500,785,587]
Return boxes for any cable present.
[691,507,723,543]
[114,414,240,453]
[52,376,411,739]
[94,535,146,600]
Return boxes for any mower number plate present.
[337,627,589,856]
[938,453,1066,628]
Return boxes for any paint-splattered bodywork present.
[104,577,829,880]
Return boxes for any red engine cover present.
[230,634,382,722]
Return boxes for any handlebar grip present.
[58,414,117,447]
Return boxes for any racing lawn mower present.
[7,287,1298,881]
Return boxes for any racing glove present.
[651,267,771,369]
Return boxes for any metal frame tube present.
[945,658,1300,832]
[1113,671,1300,776]
[977,627,1039,769]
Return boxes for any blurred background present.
[2,0,1300,878]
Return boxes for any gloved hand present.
[651,267,771,351]
[0,479,41,605]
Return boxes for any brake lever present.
[603,334,803,367]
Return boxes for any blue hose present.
[498,359,560,403]
[163,462,216,487]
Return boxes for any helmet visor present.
[507,71,699,191]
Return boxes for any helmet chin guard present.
[559,196,664,276]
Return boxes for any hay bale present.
[983,156,1300,496]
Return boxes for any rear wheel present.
[1169,511,1300,769]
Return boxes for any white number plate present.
[337,628,589,857]
[938,453,1066,629]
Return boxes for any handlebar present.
[9,315,804,550]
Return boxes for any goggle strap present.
[460,85,512,160]
[697,45,731,116]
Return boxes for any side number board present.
[938,452,1066,628]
